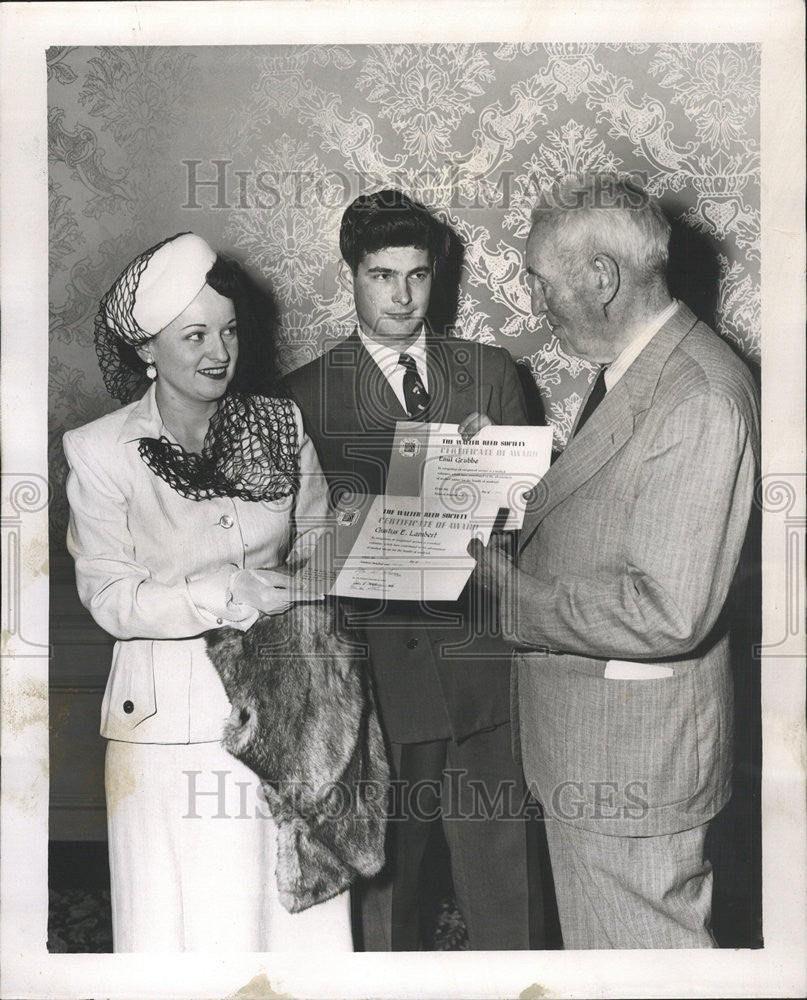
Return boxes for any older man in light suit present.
[473,175,760,949]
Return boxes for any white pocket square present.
[603,660,675,680]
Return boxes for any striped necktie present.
[399,353,430,418]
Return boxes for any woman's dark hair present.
[113,254,278,400]
[339,189,446,272]
[205,255,278,395]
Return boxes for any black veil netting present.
[93,236,298,502]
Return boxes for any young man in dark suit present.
[285,189,545,951]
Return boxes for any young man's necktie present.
[399,353,430,418]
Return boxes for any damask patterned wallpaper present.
[48,43,760,553]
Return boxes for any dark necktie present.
[573,366,608,437]
[399,353,430,418]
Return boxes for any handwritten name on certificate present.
[387,422,553,528]
[301,494,487,602]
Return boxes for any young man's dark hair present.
[338,188,446,273]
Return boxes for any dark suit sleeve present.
[282,366,322,460]
[279,369,307,424]
[490,346,528,427]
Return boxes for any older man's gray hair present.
[531,175,671,285]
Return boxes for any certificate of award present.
[299,423,551,601]
[299,493,494,602]
[386,421,553,528]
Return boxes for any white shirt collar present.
[605,299,679,391]
[357,325,429,408]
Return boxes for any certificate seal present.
[399,437,421,458]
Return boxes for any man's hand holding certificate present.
[301,421,552,601]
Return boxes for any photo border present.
[1,2,804,997]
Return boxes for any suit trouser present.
[357,721,543,950]
[543,816,716,949]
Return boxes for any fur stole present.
[205,601,389,913]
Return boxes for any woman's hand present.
[458,411,494,441]
[230,567,324,616]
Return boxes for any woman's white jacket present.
[63,384,329,744]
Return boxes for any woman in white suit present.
[63,233,352,952]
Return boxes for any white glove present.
[230,567,324,616]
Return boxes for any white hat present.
[130,232,217,336]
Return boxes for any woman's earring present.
[146,363,157,381]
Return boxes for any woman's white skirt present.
[105,739,353,952]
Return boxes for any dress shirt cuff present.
[186,565,259,631]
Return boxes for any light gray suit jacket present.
[503,304,759,837]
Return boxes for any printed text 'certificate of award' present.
[301,494,488,602]
[386,422,553,528]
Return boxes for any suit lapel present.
[518,303,700,553]
[338,333,492,490]
[351,331,409,431]
[350,332,485,428]
[326,331,404,493]
[518,388,635,549]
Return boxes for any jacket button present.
[406,638,418,649]
[123,700,134,714]
[219,514,234,529]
